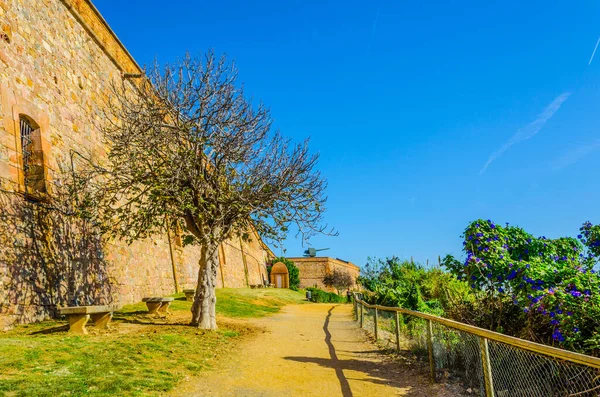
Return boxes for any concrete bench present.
[58,305,116,334]
[142,297,174,315]
[183,289,195,302]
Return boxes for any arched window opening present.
[19,116,46,197]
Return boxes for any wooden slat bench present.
[59,305,117,334]
[183,289,195,302]
[142,297,174,315]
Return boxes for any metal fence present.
[353,294,600,397]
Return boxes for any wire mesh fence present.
[353,296,600,397]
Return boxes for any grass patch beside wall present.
[216,288,306,318]
[0,288,305,397]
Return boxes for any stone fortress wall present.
[0,0,272,329]
[289,257,360,292]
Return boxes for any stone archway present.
[270,262,289,288]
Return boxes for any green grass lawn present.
[0,288,306,397]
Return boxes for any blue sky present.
[94,0,600,268]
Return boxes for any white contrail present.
[553,140,600,170]
[480,92,571,175]
[589,36,600,65]
[365,7,381,56]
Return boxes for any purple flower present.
[552,329,565,342]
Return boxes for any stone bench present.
[58,305,117,334]
[142,297,174,315]
[183,289,195,302]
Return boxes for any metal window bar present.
[20,117,34,183]
[352,294,600,397]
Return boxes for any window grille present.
[19,116,46,197]
[20,117,34,180]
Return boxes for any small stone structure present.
[142,297,174,315]
[288,257,360,293]
[269,262,289,289]
[58,305,117,334]
[183,289,195,302]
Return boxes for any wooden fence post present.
[374,307,378,340]
[395,311,401,351]
[360,302,364,328]
[480,337,495,397]
[426,319,436,383]
[353,297,357,321]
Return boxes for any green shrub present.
[358,257,471,317]
[307,287,347,303]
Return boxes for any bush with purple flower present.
[444,219,600,353]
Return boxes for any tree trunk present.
[190,242,220,329]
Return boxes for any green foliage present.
[307,287,347,303]
[267,257,300,290]
[358,257,472,317]
[448,219,600,353]
[362,220,600,355]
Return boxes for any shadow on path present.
[285,305,430,396]
[323,305,353,397]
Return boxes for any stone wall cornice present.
[59,0,143,75]
[288,256,360,271]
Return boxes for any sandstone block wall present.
[289,257,360,293]
[0,0,272,329]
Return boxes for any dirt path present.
[172,303,458,397]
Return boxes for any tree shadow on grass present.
[112,313,193,327]
[29,324,70,334]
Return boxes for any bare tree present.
[323,269,354,295]
[75,52,333,329]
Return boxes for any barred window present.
[19,116,46,197]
